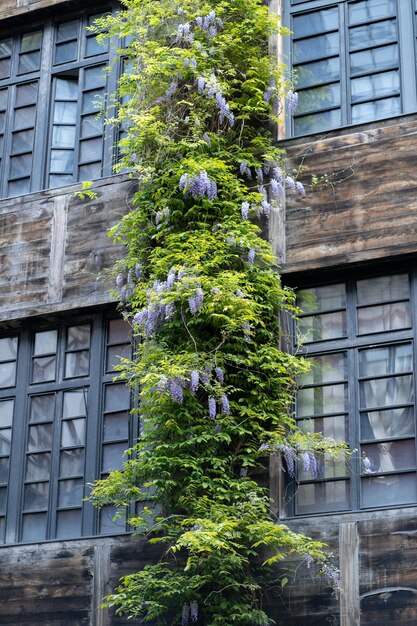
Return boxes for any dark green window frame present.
[289,265,417,516]
[0,310,135,545]
[286,0,417,136]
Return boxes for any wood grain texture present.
[276,116,417,274]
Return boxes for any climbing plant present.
[89,1,345,623]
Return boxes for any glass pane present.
[298,353,347,386]
[30,394,55,423]
[18,51,41,74]
[21,512,47,541]
[361,407,414,441]
[0,336,17,361]
[58,478,83,507]
[299,416,348,449]
[299,451,347,481]
[65,351,90,378]
[0,89,8,110]
[60,448,84,477]
[50,149,74,173]
[8,178,30,196]
[357,302,411,334]
[52,125,76,149]
[0,113,6,133]
[16,82,38,107]
[297,480,350,514]
[361,375,413,409]
[55,77,78,101]
[0,58,10,80]
[0,38,12,59]
[102,442,127,472]
[32,356,56,383]
[296,57,340,89]
[86,36,104,57]
[293,7,339,38]
[14,105,36,130]
[63,389,87,418]
[21,31,42,53]
[27,423,53,452]
[53,101,77,124]
[0,487,8,514]
[349,19,397,51]
[297,83,340,115]
[297,284,346,313]
[24,482,49,510]
[103,412,129,442]
[81,114,103,138]
[0,458,9,483]
[55,41,78,65]
[351,70,399,102]
[293,32,339,64]
[106,344,131,372]
[79,162,102,181]
[362,439,416,474]
[49,174,74,188]
[80,137,103,163]
[10,153,32,178]
[357,274,409,305]
[352,95,401,124]
[349,0,396,25]
[82,89,104,114]
[0,399,14,428]
[56,20,79,42]
[297,383,348,417]
[0,362,16,388]
[12,129,34,154]
[25,453,51,481]
[105,384,130,412]
[0,429,11,456]
[56,509,82,539]
[350,44,398,76]
[359,344,412,377]
[100,505,126,534]
[362,472,417,507]
[298,311,347,343]
[84,65,106,89]
[61,418,86,447]
[67,325,90,350]
[108,319,130,344]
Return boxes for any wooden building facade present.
[0,0,416,624]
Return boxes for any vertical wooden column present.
[339,522,360,626]
[93,543,111,626]
[47,194,68,304]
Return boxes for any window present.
[0,312,134,544]
[292,269,417,515]
[0,6,118,198]
[287,0,417,136]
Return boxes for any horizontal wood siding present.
[278,116,417,274]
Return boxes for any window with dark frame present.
[0,312,134,545]
[0,5,119,199]
[292,270,417,516]
[287,0,417,136]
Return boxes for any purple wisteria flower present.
[255,167,264,183]
[182,604,190,626]
[211,287,221,295]
[169,379,184,404]
[363,456,374,475]
[301,451,318,479]
[165,303,176,320]
[248,248,256,263]
[190,601,198,623]
[221,394,230,415]
[261,200,271,218]
[165,80,177,99]
[116,273,124,287]
[208,397,216,419]
[295,181,306,197]
[286,90,299,114]
[135,263,142,279]
[189,287,204,315]
[243,321,251,342]
[195,16,203,27]
[273,166,283,182]
[240,467,248,477]
[179,171,217,200]
[278,444,297,478]
[241,201,249,220]
[270,178,284,199]
[214,367,224,383]
[239,161,251,178]
[190,370,199,393]
[285,176,295,190]
[215,92,234,126]
[259,443,270,452]
[155,207,170,224]
[166,268,176,289]
[235,289,244,298]
[156,375,168,391]
[322,564,342,593]
[197,77,205,92]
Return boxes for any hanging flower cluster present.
[179,170,218,200]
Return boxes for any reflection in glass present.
[108,319,130,344]
[10,154,32,178]
[300,414,348,443]
[30,394,55,423]
[293,32,339,64]
[34,330,57,356]
[56,509,82,539]
[54,101,77,125]
[80,137,102,163]
[297,284,346,313]
[82,89,104,115]
[0,362,16,388]
[86,36,104,57]
[21,512,46,541]
[58,478,83,507]
[361,407,414,441]
[351,70,399,103]
[27,423,53,452]
[362,439,415,474]
[18,51,41,74]
[61,418,86,447]
[55,41,77,65]
[14,105,36,130]
[357,274,409,305]
[102,442,127,472]
[32,356,56,383]
[349,0,396,26]
[81,114,103,138]
[67,325,90,350]
[297,383,347,417]
[21,31,42,53]
[0,39,12,59]
[350,44,398,76]
[103,412,129,442]
[100,505,126,534]
[52,125,76,149]
[105,384,130,412]
[0,59,10,80]
[359,343,412,377]
[0,458,9,483]
[0,429,11,456]
[361,375,413,409]
[56,20,79,42]
[106,344,131,372]
[60,448,85,477]
[296,57,340,90]
[349,19,397,51]
[65,351,90,378]
[50,150,74,173]
[55,78,78,101]
[12,129,35,154]
[297,480,350,514]
[25,453,51,481]
[84,65,106,88]
[362,472,417,507]
[24,481,49,510]
[16,83,38,107]
[298,311,346,343]
[357,302,411,334]
[293,7,339,39]
[0,399,14,428]
[298,352,347,386]
[351,95,401,124]
[63,389,87,418]
[298,83,340,115]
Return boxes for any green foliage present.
[89,0,344,623]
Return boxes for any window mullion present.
[397,0,417,113]
[340,1,350,126]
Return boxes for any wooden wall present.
[0,176,130,322]
[0,0,76,22]
[271,115,417,275]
